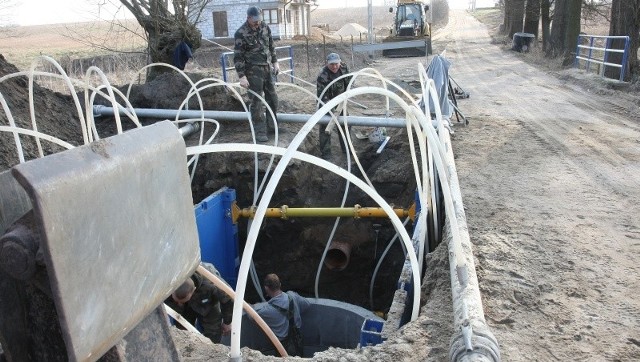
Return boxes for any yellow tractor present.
[382,0,432,57]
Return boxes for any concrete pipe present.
[324,241,352,271]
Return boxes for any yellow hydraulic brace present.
[231,202,416,224]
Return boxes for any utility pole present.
[368,0,374,58]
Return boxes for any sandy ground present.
[429,10,640,362]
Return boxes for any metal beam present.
[93,105,438,129]
[353,40,427,53]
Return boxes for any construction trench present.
[0,55,500,361]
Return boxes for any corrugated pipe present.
[440,129,501,361]
[92,105,439,129]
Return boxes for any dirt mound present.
[0,54,84,171]
[334,23,369,37]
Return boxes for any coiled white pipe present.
[0,60,473,360]
[0,93,26,163]
[27,56,89,155]
[194,86,427,359]
[186,141,420,360]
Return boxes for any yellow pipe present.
[232,202,416,223]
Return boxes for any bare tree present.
[115,0,212,79]
[523,0,540,37]
[540,0,552,51]
[503,0,527,37]
[604,0,639,80]
[547,0,582,64]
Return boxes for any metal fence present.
[574,34,630,82]
[220,45,295,83]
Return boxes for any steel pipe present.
[232,203,415,223]
[178,122,201,138]
[93,105,438,129]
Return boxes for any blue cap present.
[326,53,341,64]
[247,6,261,21]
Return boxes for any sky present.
[4,0,474,27]
[5,0,130,26]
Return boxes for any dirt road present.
[417,10,640,362]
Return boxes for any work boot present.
[255,123,268,142]
[256,130,268,142]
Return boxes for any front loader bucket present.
[382,37,432,58]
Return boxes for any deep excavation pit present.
[189,121,419,313]
[1,60,463,360]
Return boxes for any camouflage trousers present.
[319,108,347,160]
[246,64,278,136]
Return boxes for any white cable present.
[369,216,411,310]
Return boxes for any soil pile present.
[0,54,84,170]
[334,23,369,37]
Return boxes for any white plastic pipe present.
[186,140,420,361]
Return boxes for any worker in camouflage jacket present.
[165,265,233,343]
[316,52,353,160]
[234,6,279,142]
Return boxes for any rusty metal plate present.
[12,121,200,362]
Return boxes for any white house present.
[194,0,315,40]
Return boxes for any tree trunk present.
[563,0,582,65]
[546,0,582,59]
[503,0,513,35]
[506,0,526,37]
[120,0,203,81]
[605,0,639,81]
[540,0,551,52]
[523,0,540,38]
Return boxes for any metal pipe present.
[324,240,351,271]
[232,203,415,223]
[178,122,201,138]
[93,105,438,129]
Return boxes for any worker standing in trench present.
[234,6,280,143]
[316,52,353,160]
[251,273,310,356]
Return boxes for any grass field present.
[0,19,145,71]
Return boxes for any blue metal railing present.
[220,45,295,83]
[574,34,630,82]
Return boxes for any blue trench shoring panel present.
[193,187,240,287]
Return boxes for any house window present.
[263,8,280,24]
[286,10,292,23]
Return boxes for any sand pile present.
[334,22,368,37]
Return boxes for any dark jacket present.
[187,272,233,324]
[316,62,353,106]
